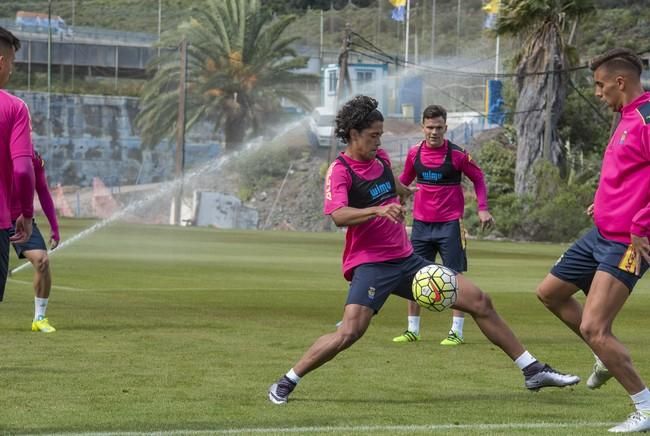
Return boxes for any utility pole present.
[323,24,351,232]
[71,0,75,91]
[456,0,461,56]
[328,23,351,164]
[47,0,52,161]
[157,0,162,57]
[404,0,410,68]
[430,0,436,63]
[173,39,187,225]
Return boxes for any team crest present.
[619,130,628,145]
[367,286,376,300]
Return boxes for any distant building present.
[321,63,389,112]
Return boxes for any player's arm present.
[330,203,406,227]
[34,163,60,248]
[395,147,418,204]
[10,155,35,243]
[461,152,494,229]
[630,126,650,273]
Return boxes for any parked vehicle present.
[15,11,70,35]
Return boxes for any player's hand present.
[478,210,495,231]
[376,203,406,223]
[396,183,418,205]
[631,234,650,275]
[586,203,594,217]
[50,233,60,250]
[10,215,33,244]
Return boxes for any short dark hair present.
[335,95,384,144]
[589,48,642,77]
[422,104,447,122]
[0,26,20,54]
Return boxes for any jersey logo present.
[618,246,638,275]
[619,130,628,145]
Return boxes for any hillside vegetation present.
[1,0,648,61]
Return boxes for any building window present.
[328,71,338,95]
[356,70,373,84]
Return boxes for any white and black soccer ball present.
[412,264,457,312]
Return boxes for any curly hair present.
[334,95,384,144]
[589,48,642,77]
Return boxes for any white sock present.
[631,387,650,412]
[35,297,49,320]
[514,351,537,370]
[407,316,420,335]
[286,368,301,384]
[451,316,464,337]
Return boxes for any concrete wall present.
[14,91,220,187]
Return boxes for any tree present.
[136,0,317,151]
[496,0,594,195]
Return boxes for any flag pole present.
[404,0,410,68]
[494,0,500,79]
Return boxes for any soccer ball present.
[412,264,457,312]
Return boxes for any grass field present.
[1,218,649,435]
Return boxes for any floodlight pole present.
[173,39,187,225]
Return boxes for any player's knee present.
[468,290,494,317]
[30,254,49,273]
[579,320,608,345]
[337,328,365,349]
[536,283,557,308]
[37,256,50,273]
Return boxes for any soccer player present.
[0,26,35,301]
[10,151,60,333]
[268,95,579,405]
[535,48,650,433]
[392,104,494,346]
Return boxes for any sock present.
[450,316,464,337]
[407,316,420,335]
[631,387,650,412]
[593,353,606,368]
[285,368,301,384]
[34,297,49,321]
[515,351,541,375]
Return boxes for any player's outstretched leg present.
[268,304,374,404]
[452,274,580,390]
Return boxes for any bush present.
[464,151,596,242]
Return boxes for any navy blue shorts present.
[10,221,47,259]
[551,227,649,293]
[346,254,435,313]
[411,219,467,272]
[0,229,9,302]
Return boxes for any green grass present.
[1,218,649,435]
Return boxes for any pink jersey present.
[0,90,34,229]
[11,153,60,242]
[593,92,650,243]
[324,148,413,281]
[399,140,488,222]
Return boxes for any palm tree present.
[496,0,594,195]
[136,0,317,152]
